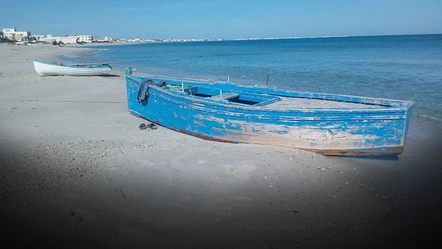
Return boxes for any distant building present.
[60,35,78,44]
[2,27,31,41]
[128,38,142,43]
[37,34,92,44]
[93,36,112,42]
[76,35,92,43]
[0,31,3,38]
[30,35,45,41]
[2,28,15,38]
[36,34,56,43]
[60,34,92,43]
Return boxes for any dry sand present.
[1,43,441,249]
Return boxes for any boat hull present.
[125,75,413,156]
[33,61,112,76]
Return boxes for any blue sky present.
[1,0,441,39]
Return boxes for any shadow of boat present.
[346,154,399,161]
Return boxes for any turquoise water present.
[64,34,442,124]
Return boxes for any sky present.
[1,0,441,39]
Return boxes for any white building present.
[31,35,45,40]
[93,36,112,42]
[37,34,93,44]
[2,28,15,37]
[36,35,57,43]
[60,34,92,43]
[2,28,31,41]
[76,35,92,43]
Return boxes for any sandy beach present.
[1,43,441,249]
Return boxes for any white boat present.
[33,60,112,76]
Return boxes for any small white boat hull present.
[33,60,112,76]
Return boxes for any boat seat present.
[210,93,240,100]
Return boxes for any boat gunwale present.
[127,75,414,115]
[131,74,413,107]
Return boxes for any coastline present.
[1,43,441,248]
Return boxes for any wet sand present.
[1,43,441,249]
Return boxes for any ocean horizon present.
[61,34,442,125]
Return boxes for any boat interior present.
[165,85,386,109]
[168,85,281,106]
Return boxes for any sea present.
[61,34,442,127]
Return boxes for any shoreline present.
[1,43,441,248]
[71,40,442,126]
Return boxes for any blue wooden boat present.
[125,75,413,156]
